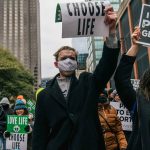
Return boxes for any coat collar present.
[47,73,78,109]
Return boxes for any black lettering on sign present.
[78,19,81,35]
[78,18,95,35]
[67,2,104,17]
[73,3,80,16]
[120,116,124,121]
[126,110,130,116]
[67,3,72,16]
[119,116,132,122]
[86,18,91,34]
[101,3,105,16]
[82,19,86,35]
[20,134,25,142]
[95,2,100,16]
[116,109,119,115]
[120,103,125,109]
[88,2,94,16]
[81,3,87,16]
[124,117,129,122]
[120,110,124,115]
[90,18,95,34]
[12,142,20,149]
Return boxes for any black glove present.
[24,125,30,132]
[4,131,11,138]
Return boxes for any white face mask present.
[57,58,77,71]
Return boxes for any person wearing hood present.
[0,97,13,150]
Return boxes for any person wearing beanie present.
[97,93,127,150]
[0,97,13,150]
[4,100,32,150]
[14,100,28,116]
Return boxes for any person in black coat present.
[32,6,120,150]
[114,27,150,150]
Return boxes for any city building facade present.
[76,53,88,78]
[0,0,41,89]
[72,37,88,54]
[72,37,88,78]
[117,0,150,79]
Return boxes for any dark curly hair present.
[139,68,150,100]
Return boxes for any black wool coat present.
[114,55,150,150]
[32,43,119,150]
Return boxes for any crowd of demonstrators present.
[114,27,150,150]
[97,92,127,150]
[0,96,34,150]
[33,6,119,150]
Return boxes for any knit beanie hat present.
[17,95,24,100]
[21,99,26,104]
[14,100,27,111]
[0,97,10,106]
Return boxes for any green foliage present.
[0,48,34,100]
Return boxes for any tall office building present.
[0,0,41,89]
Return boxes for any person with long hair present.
[114,27,150,150]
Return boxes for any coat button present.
[69,113,74,118]
[69,113,77,124]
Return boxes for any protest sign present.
[138,4,150,46]
[26,100,35,117]
[131,79,140,91]
[6,133,27,150]
[56,1,111,38]
[110,102,132,131]
[7,115,28,133]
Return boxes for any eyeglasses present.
[59,56,76,61]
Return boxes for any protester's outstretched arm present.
[114,27,140,111]
[93,6,119,91]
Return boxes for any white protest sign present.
[131,79,140,91]
[6,133,27,150]
[110,102,132,131]
[58,1,110,38]
[138,4,150,47]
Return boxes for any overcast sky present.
[40,0,82,78]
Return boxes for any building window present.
[95,50,102,59]
[95,40,103,49]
